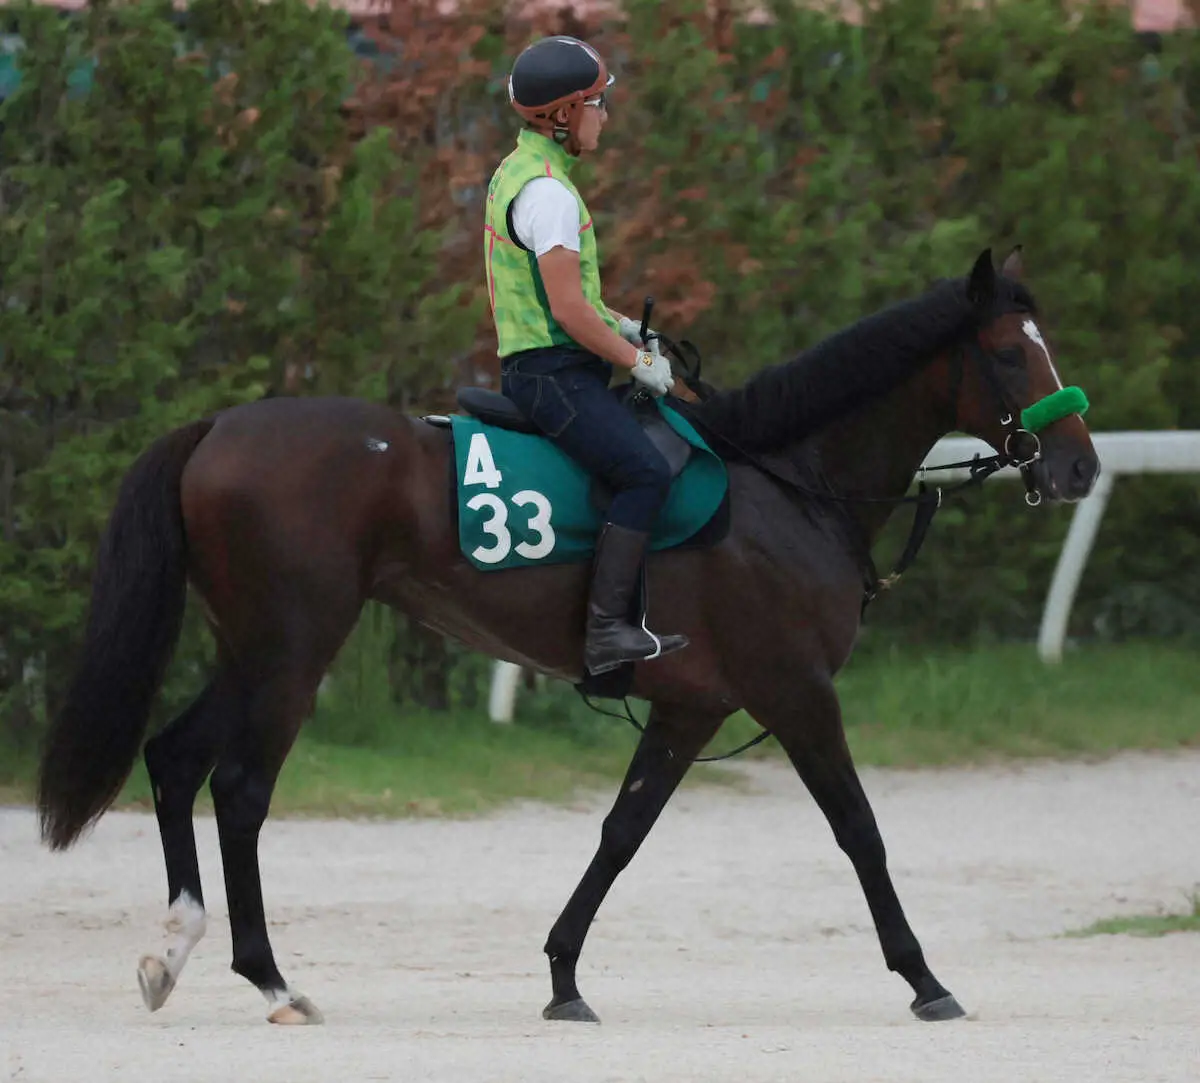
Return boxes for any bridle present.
[947,335,1046,508]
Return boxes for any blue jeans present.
[501,348,672,532]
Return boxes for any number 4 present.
[463,433,503,489]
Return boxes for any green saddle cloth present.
[451,400,728,571]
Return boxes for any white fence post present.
[488,661,522,724]
[1037,470,1116,662]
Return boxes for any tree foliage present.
[2,0,1198,741]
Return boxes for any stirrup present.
[584,621,688,676]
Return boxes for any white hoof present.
[267,995,324,1026]
[138,890,206,1012]
[137,954,177,1012]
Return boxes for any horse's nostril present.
[1069,456,1098,496]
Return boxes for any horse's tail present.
[37,418,214,850]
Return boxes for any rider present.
[484,35,689,677]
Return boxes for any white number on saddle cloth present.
[461,434,557,564]
[463,432,504,489]
[466,493,511,563]
[512,489,556,559]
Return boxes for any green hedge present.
[0,0,476,742]
[579,0,1200,644]
[1,0,1198,743]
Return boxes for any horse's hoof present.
[137,955,176,1012]
[268,995,325,1026]
[911,993,966,1021]
[542,997,600,1023]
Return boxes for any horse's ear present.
[1000,244,1024,280]
[967,248,995,307]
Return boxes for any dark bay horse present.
[36,248,1098,1026]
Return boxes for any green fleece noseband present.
[1020,386,1089,432]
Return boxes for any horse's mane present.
[693,274,1035,453]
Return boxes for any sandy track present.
[1,751,1197,1082]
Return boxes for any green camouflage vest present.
[484,129,619,357]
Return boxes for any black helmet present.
[508,36,614,123]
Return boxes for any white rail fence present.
[489,431,1200,723]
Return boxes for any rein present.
[577,692,774,763]
[655,328,1084,602]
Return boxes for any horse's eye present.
[996,347,1024,367]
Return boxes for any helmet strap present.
[524,105,585,156]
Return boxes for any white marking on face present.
[366,437,389,453]
[1022,319,1063,389]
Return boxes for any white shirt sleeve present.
[509,177,582,257]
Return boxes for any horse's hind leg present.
[207,674,318,1024]
[208,594,360,1025]
[748,676,965,1022]
[137,672,243,1012]
[542,702,723,1024]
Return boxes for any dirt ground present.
[1,751,1197,1083]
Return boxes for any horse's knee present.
[144,706,196,777]
[143,730,170,781]
[144,728,205,806]
[144,682,230,796]
[598,811,642,873]
[835,813,887,866]
[209,760,273,835]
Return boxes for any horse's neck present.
[803,358,952,548]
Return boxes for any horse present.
[35,247,1099,1026]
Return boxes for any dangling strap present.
[891,482,942,579]
[867,452,1006,603]
[867,482,940,600]
[575,689,774,763]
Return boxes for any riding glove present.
[630,350,674,397]
[618,316,662,356]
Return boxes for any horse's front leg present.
[748,674,966,1021]
[542,701,724,1023]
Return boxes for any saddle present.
[455,384,694,512]
[442,382,729,699]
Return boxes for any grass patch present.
[112,714,638,820]
[1068,892,1200,938]
[1,679,753,821]
[3,641,1198,821]
[835,640,1200,767]
[123,692,752,819]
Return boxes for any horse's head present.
[953,247,1099,504]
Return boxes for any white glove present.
[618,316,662,356]
[630,349,674,398]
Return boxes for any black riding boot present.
[583,523,689,676]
